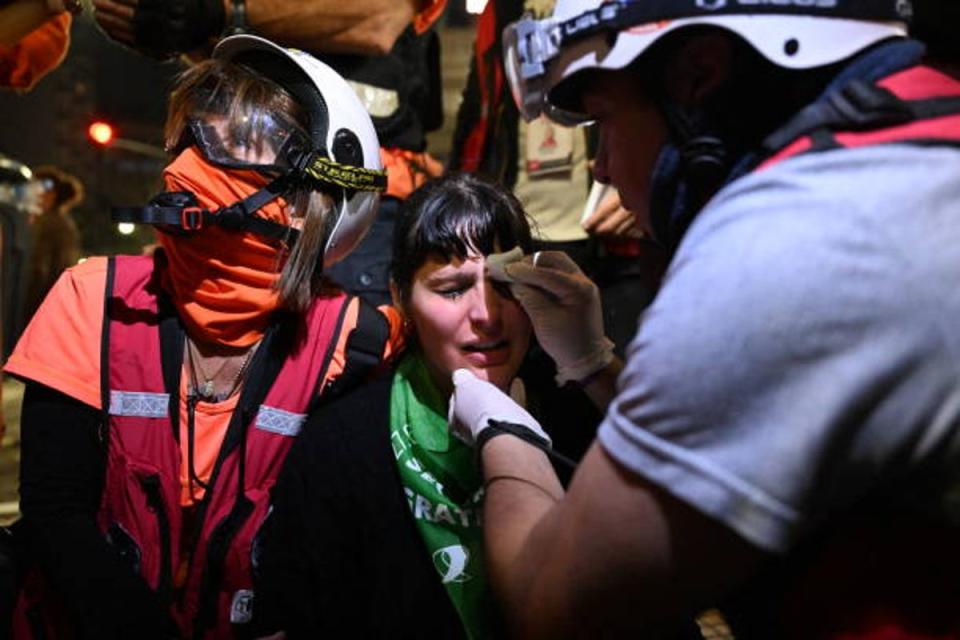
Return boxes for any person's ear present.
[390,280,415,335]
[663,33,733,106]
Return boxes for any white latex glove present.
[448,369,550,448]
[487,249,614,385]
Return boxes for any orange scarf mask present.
[159,147,292,347]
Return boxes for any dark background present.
[0,16,178,255]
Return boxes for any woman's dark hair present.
[391,172,534,301]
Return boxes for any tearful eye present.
[438,287,465,300]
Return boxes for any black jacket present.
[254,372,467,639]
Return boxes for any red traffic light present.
[88,121,115,146]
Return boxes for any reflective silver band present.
[255,405,307,437]
[109,390,170,418]
[347,80,400,119]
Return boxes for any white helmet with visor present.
[211,35,386,267]
[115,35,387,268]
[504,0,913,125]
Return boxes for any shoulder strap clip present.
[763,80,914,153]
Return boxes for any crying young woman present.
[253,172,604,639]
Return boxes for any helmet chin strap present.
[112,174,301,245]
[112,138,385,247]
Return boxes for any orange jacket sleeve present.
[5,256,106,409]
[0,13,71,91]
[319,298,406,389]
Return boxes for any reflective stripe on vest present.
[109,390,169,418]
[253,406,306,437]
[109,392,307,438]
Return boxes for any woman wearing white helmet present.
[451,1,960,637]
[7,34,401,639]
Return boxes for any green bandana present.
[390,353,497,639]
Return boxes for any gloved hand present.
[93,0,225,58]
[448,369,550,449]
[487,249,614,385]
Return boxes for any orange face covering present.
[159,147,291,347]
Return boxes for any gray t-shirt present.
[598,144,960,553]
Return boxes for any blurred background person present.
[0,154,36,443]
[23,164,82,322]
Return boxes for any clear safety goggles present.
[189,112,309,175]
[503,2,633,125]
[190,114,387,193]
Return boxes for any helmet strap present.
[657,98,730,197]
[112,174,300,245]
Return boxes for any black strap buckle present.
[181,206,204,231]
[224,0,248,36]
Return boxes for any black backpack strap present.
[100,256,116,426]
[763,80,915,153]
[157,295,185,444]
[320,298,390,403]
[763,78,960,154]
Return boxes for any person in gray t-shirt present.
[602,143,960,554]
[447,2,960,637]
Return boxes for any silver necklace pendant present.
[199,379,216,399]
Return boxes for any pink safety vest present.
[12,253,389,640]
[100,254,353,638]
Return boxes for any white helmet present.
[211,34,386,267]
[504,0,912,124]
